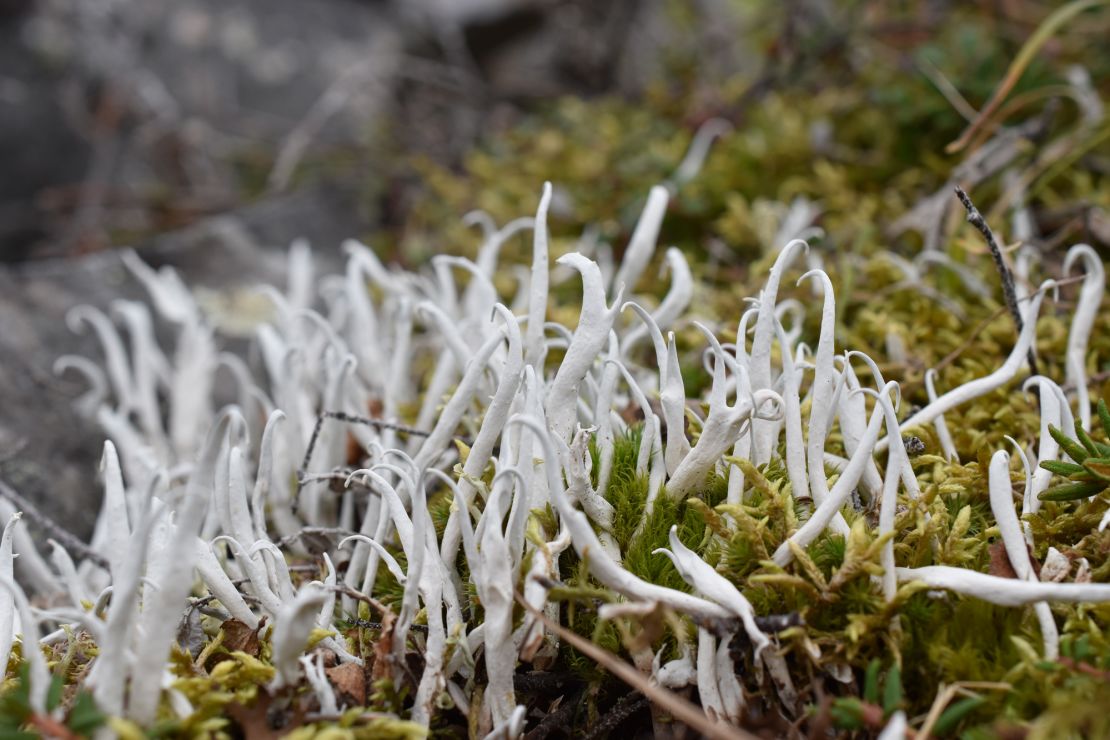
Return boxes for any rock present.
[3,0,399,260]
[0,184,363,539]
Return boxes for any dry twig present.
[515,592,757,740]
[0,477,108,570]
[954,186,1039,377]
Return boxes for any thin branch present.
[297,410,431,486]
[932,305,1010,375]
[916,56,978,122]
[268,58,382,193]
[582,690,649,740]
[514,592,758,740]
[346,617,429,635]
[931,274,1085,377]
[954,186,1039,377]
[523,688,585,740]
[276,527,359,550]
[324,583,396,622]
[0,477,109,570]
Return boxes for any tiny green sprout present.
[932,696,987,736]
[882,663,904,716]
[1038,399,1110,501]
[829,697,868,730]
[863,658,882,704]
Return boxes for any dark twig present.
[514,671,577,694]
[583,690,650,740]
[276,526,359,550]
[523,689,585,740]
[294,411,473,516]
[954,186,1039,377]
[348,617,429,635]
[514,592,756,740]
[0,477,109,570]
[931,275,1081,378]
[324,584,403,625]
[754,611,805,633]
[298,410,431,486]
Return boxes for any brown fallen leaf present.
[227,691,306,740]
[326,662,367,707]
[989,541,1018,580]
[988,541,1042,580]
[223,618,262,657]
[371,604,397,684]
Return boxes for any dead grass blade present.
[946,0,1108,154]
[514,592,757,740]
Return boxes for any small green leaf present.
[46,675,63,712]
[830,698,865,730]
[1038,459,1083,477]
[1039,460,1086,477]
[1097,399,1110,438]
[1075,419,1103,457]
[882,663,903,716]
[0,665,32,723]
[1074,634,1092,660]
[1050,425,1089,463]
[1038,480,1104,501]
[933,696,986,735]
[66,692,106,735]
[863,659,881,704]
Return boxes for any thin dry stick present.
[954,186,1039,378]
[916,56,978,122]
[582,691,650,740]
[268,58,382,193]
[514,593,757,740]
[0,477,109,570]
[297,410,431,485]
[276,527,359,550]
[325,583,395,620]
[932,305,1009,375]
[523,688,586,740]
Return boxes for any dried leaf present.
[371,607,397,684]
[223,618,262,657]
[326,662,367,707]
[989,541,1018,579]
[226,691,306,740]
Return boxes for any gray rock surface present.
[4,0,400,260]
[0,0,714,542]
[0,184,360,538]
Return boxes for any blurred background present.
[2,0,1106,265]
[0,0,722,263]
[0,0,1108,531]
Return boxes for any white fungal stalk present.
[0,175,1104,740]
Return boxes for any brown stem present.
[954,186,1039,378]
